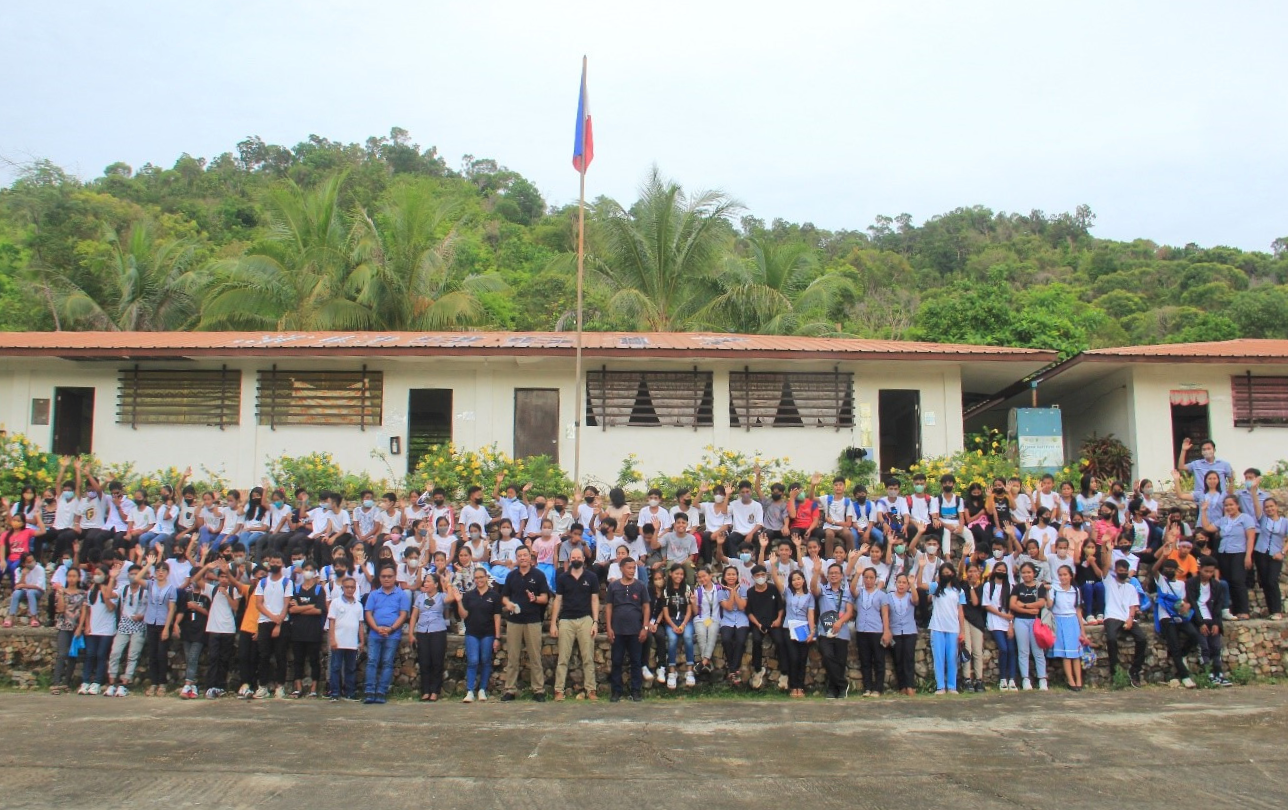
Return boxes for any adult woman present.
[661,563,695,689]
[781,570,814,697]
[692,567,721,680]
[1174,470,1224,528]
[51,567,85,694]
[1050,565,1086,691]
[961,563,987,692]
[888,573,918,696]
[458,568,501,703]
[78,564,118,695]
[411,571,456,701]
[983,562,1016,691]
[1201,495,1257,619]
[927,563,966,695]
[851,566,890,697]
[1253,496,1286,619]
[717,565,749,686]
[1009,561,1049,691]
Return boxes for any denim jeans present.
[82,634,114,686]
[8,589,39,618]
[198,526,219,551]
[666,623,695,667]
[328,648,358,698]
[365,632,400,696]
[1079,581,1105,616]
[139,531,170,552]
[464,635,495,692]
[183,639,204,685]
[991,629,1017,681]
[1014,618,1047,679]
[931,629,958,691]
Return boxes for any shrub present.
[965,426,1008,456]
[642,446,810,498]
[834,447,877,488]
[1079,433,1133,483]
[0,432,59,495]
[266,452,344,497]
[888,447,1082,490]
[412,443,572,501]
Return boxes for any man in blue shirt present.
[1179,438,1235,494]
[363,566,410,704]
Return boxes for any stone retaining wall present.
[3,619,1284,694]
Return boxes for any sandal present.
[428,694,439,702]
[420,694,432,702]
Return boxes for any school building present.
[0,331,1057,486]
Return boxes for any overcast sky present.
[3,1,1284,251]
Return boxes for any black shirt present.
[962,584,987,630]
[745,584,784,628]
[499,566,550,624]
[606,578,649,635]
[662,582,693,625]
[177,589,210,642]
[461,587,501,638]
[555,569,600,620]
[1012,582,1048,615]
[290,583,326,643]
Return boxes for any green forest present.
[3,127,1287,359]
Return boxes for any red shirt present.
[4,528,34,562]
[790,499,819,531]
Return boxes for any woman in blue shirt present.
[1201,495,1258,620]
[1253,496,1286,619]
[888,573,918,696]
[410,572,456,702]
[780,570,814,698]
[717,565,750,686]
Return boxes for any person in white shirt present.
[203,565,242,697]
[257,488,296,560]
[125,490,156,561]
[818,477,856,556]
[309,492,353,566]
[1024,508,1060,559]
[458,486,491,541]
[196,491,223,555]
[1044,537,1076,585]
[375,493,403,541]
[489,518,524,582]
[216,490,244,550]
[637,488,674,537]
[547,495,575,539]
[253,551,295,699]
[326,575,365,700]
[697,483,731,566]
[728,481,764,552]
[493,475,532,536]
[575,485,599,534]
[397,547,426,590]
[874,480,910,548]
[145,494,180,559]
[1099,542,1145,687]
[352,489,382,546]
[1033,475,1062,524]
[593,517,627,581]
[929,475,967,558]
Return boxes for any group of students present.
[1,438,1282,701]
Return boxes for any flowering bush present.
[0,432,60,495]
[412,444,572,501]
[266,452,345,496]
[643,446,811,498]
[890,448,1084,490]
[965,426,1008,456]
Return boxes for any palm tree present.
[590,167,740,331]
[348,182,506,330]
[697,237,855,334]
[199,173,368,330]
[54,222,199,331]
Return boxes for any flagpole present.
[573,57,587,490]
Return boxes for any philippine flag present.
[572,58,594,173]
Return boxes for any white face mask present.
[407,560,420,569]
[754,576,768,586]
[648,498,660,508]
[713,495,725,504]
[925,546,939,556]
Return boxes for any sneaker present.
[610,693,622,703]
[1021,678,1032,691]
[237,683,250,698]
[641,666,655,684]
[935,689,946,695]
[1038,679,1048,692]
[1181,677,1197,689]
[1129,672,1143,688]
[947,688,958,694]
[500,692,516,702]
[777,674,788,690]
[77,683,89,695]
[1217,675,1234,687]
[88,683,101,696]
[144,686,156,697]
[840,684,849,699]
[462,691,475,703]
[1222,609,1237,621]
[116,685,129,697]
[974,680,985,693]
[274,686,286,699]
[477,689,488,702]
[363,695,377,704]
[531,692,545,702]
[684,671,696,688]
[1007,679,1018,691]
[252,687,269,700]
[156,685,166,697]
[1209,672,1221,685]
[750,668,765,690]
[998,680,1009,692]
[629,694,643,702]
[104,685,118,697]
[666,670,677,690]
[554,690,566,702]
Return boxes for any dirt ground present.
[0,685,1284,809]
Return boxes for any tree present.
[1226,287,1288,338]
[589,167,740,331]
[697,237,854,334]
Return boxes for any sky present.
[3,1,1285,251]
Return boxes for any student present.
[76,564,117,695]
[1045,537,1076,586]
[780,570,815,698]
[51,567,85,694]
[874,479,910,548]
[1153,558,1198,689]
[105,564,147,696]
[697,483,731,564]
[288,564,326,698]
[531,519,559,592]
[818,476,856,555]
[1175,470,1225,530]
[1049,566,1086,691]
[927,563,966,695]
[5,548,44,627]
[745,563,786,691]
[1186,556,1232,686]
[850,566,891,697]
[141,561,176,696]
[757,481,789,543]
[1009,561,1049,691]
[491,517,525,582]
[254,552,295,699]
[659,563,696,689]
[326,576,364,701]
[410,571,455,702]
[499,546,549,701]
[930,475,967,558]
[1075,541,1106,623]
[660,513,700,584]
[1099,542,1145,688]
[1077,473,1102,519]
[717,565,750,686]
[1200,495,1257,620]
[173,569,209,700]
[728,481,765,553]
[363,565,410,704]
[983,562,1016,691]
[888,573,918,696]
[637,488,674,539]
[960,564,988,692]
[813,562,855,699]
[549,547,600,701]
[494,476,532,539]
[605,556,650,702]
[203,566,241,698]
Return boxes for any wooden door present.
[514,389,559,460]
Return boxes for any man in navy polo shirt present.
[500,546,550,701]
[363,565,410,704]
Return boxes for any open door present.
[878,389,921,474]
[53,387,95,456]
[407,389,453,475]
[1170,390,1211,466]
[514,388,559,460]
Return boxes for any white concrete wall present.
[0,355,969,488]
[1058,367,1135,470]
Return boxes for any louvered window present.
[1232,374,1288,427]
[585,369,713,428]
[117,367,240,428]
[257,367,383,429]
[729,369,854,430]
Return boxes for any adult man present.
[363,565,410,704]
[1099,542,1145,688]
[500,546,550,701]
[605,556,650,702]
[326,576,364,700]
[253,551,294,699]
[812,562,855,699]
[1179,437,1234,495]
[550,547,600,700]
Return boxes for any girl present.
[717,565,749,686]
[693,567,721,680]
[1077,473,1102,518]
[888,573,918,696]
[142,560,176,696]
[1075,541,1105,623]
[661,563,695,689]
[78,564,118,695]
[462,523,489,563]
[411,571,455,701]
[781,570,815,697]
[642,567,669,684]
[1253,497,1286,619]
[1201,495,1257,620]
[459,567,501,703]
[3,512,35,592]
[983,562,1017,691]
[350,542,374,599]
[10,485,44,534]
[963,483,992,556]
[851,566,891,697]
[431,516,457,561]
[489,518,522,583]
[1057,482,1076,529]
[1061,510,1090,563]
[1050,565,1086,690]
[1175,470,1224,528]
[603,487,632,528]
[51,566,85,694]
[1092,504,1121,548]
[532,519,559,592]
[961,564,987,692]
[106,565,147,696]
[1009,562,1049,691]
[927,563,966,695]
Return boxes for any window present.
[257,367,383,429]
[1232,375,1288,427]
[117,367,240,428]
[585,369,713,428]
[729,369,854,430]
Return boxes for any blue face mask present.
[62,491,75,502]
[363,499,375,509]
[739,553,752,564]
[272,500,284,509]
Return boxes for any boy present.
[253,551,295,699]
[327,576,364,700]
[1186,556,1232,686]
[1099,542,1145,688]
[818,477,855,555]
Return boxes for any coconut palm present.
[590,167,740,331]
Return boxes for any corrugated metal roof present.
[0,331,1059,362]
[1084,339,1288,360]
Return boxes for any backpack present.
[825,495,852,524]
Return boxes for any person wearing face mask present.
[252,551,295,699]
[716,539,758,588]
[906,473,934,541]
[818,476,858,556]
[928,563,967,695]
[1098,541,1145,687]
[1009,562,1050,691]
[637,487,674,540]
[930,475,966,559]
[104,564,147,696]
[1178,437,1234,495]
[745,564,786,691]
[849,565,891,697]
[786,477,822,548]
[1252,495,1286,620]
[549,547,600,700]
[351,489,381,548]
[697,482,732,564]
[462,523,490,565]
[812,562,855,699]
[140,560,177,696]
[410,571,457,702]
[456,486,491,543]
[286,563,325,698]
[915,538,943,627]
[199,566,241,698]
[982,563,1017,691]
[1024,507,1060,562]
[1150,558,1198,689]
[874,480,910,550]
[1049,565,1088,691]
[1200,494,1258,620]
[573,486,600,534]
[51,459,86,564]
[532,518,560,591]
[123,490,155,564]
[397,547,425,590]
[493,476,533,536]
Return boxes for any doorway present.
[1171,401,1211,467]
[514,388,559,460]
[407,389,453,475]
[53,387,95,456]
[878,389,921,474]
